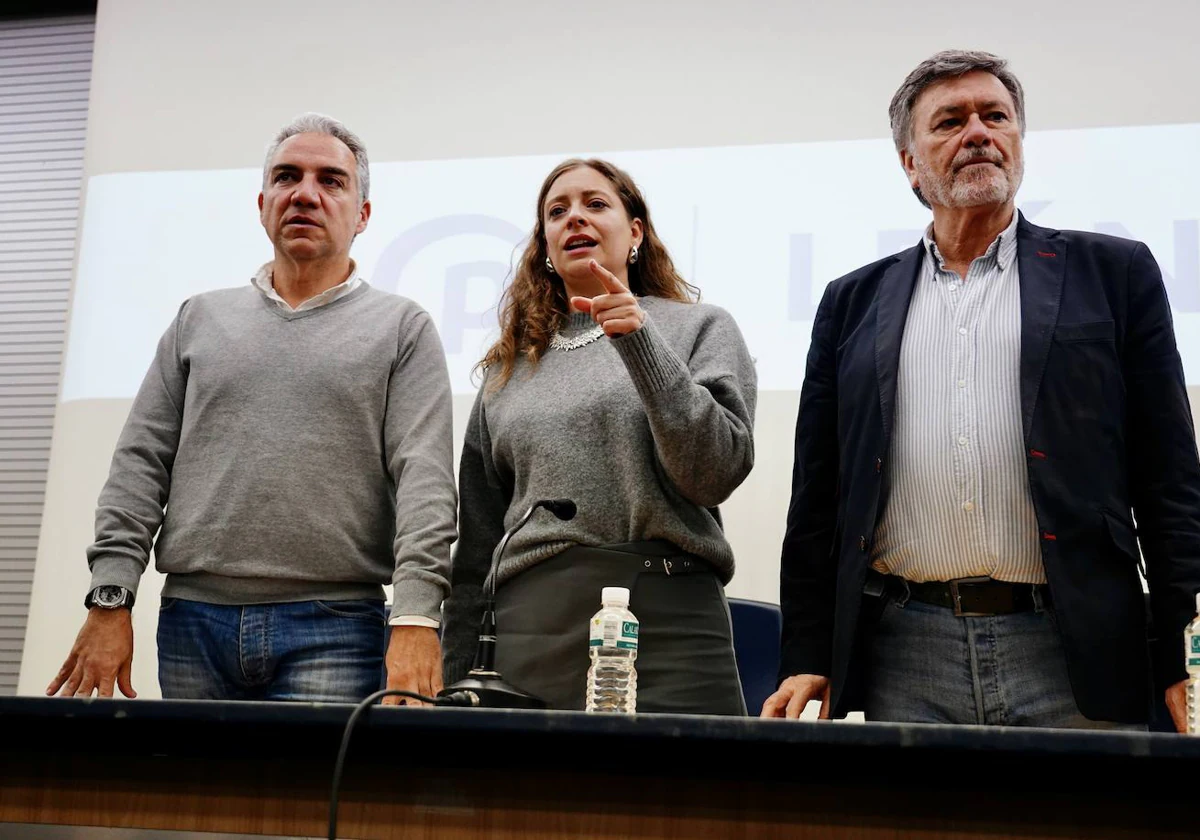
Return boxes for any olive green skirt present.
[494,541,745,715]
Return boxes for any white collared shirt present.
[251,261,363,312]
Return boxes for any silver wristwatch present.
[84,585,134,610]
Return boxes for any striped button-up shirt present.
[871,212,1044,584]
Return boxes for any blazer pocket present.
[1055,320,1114,343]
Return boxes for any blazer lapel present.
[1017,214,1066,442]
[875,244,923,452]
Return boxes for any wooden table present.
[0,697,1195,838]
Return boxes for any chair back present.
[727,597,782,716]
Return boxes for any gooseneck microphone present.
[437,498,577,709]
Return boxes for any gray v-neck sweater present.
[443,296,757,681]
[86,282,457,619]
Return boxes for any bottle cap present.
[601,586,630,608]
[1195,591,1200,613]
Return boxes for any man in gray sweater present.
[46,114,457,704]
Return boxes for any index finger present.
[760,687,789,718]
[46,655,77,695]
[588,259,627,294]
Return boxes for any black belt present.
[561,541,715,577]
[865,570,1052,616]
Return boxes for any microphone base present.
[438,671,546,710]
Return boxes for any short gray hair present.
[262,112,370,203]
[888,50,1026,153]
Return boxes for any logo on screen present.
[371,214,527,354]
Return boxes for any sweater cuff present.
[389,613,441,629]
[389,576,446,624]
[88,555,146,600]
[611,315,689,398]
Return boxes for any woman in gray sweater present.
[442,158,756,714]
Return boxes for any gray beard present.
[917,158,1024,209]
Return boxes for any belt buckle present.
[863,570,887,598]
[948,576,992,617]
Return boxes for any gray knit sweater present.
[86,282,458,619]
[443,297,757,681]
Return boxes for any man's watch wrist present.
[84,585,134,611]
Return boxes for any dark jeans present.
[864,590,1144,730]
[157,597,386,702]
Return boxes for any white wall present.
[18,0,1200,698]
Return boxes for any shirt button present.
[958,327,967,336]
[957,436,968,445]
[875,457,883,473]
[962,501,975,512]
[957,379,966,388]
[859,536,867,552]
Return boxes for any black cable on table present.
[327,688,436,840]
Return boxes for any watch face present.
[95,586,125,607]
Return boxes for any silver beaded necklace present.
[549,323,605,351]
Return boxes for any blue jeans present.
[863,590,1144,730]
[157,598,386,702]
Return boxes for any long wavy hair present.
[478,158,698,390]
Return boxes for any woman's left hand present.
[571,259,645,337]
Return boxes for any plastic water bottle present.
[1186,593,1200,735]
[585,586,638,713]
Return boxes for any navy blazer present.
[780,214,1200,722]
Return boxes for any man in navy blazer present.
[763,50,1200,729]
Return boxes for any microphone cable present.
[328,687,478,839]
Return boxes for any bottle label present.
[590,616,639,650]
